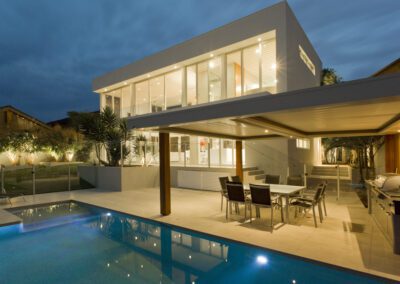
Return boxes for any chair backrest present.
[249,184,271,206]
[287,175,303,186]
[313,184,325,202]
[226,182,245,202]
[320,181,328,196]
[265,174,280,184]
[230,175,242,183]
[218,176,229,194]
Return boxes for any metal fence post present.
[120,140,124,168]
[303,163,308,189]
[68,165,71,191]
[32,166,36,196]
[183,143,187,167]
[336,164,340,201]
[1,165,5,194]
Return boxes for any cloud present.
[0,0,399,121]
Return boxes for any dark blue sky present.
[0,0,399,122]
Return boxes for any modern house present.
[92,2,324,188]
[92,1,399,213]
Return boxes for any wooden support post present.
[385,134,400,173]
[159,132,171,215]
[236,140,243,182]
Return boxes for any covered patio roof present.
[126,73,400,139]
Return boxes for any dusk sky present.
[0,0,399,122]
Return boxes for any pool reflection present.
[90,213,230,283]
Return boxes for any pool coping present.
[2,198,398,283]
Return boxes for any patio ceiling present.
[127,73,400,139]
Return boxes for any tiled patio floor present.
[1,187,399,281]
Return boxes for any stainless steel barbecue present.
[367,173,400,254]
[373,173,400,195]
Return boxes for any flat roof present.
[126,73,400,139]
[93,1,319,92]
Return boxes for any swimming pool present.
[0,202,394,284]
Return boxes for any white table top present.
[244,183,304,195]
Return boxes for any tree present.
[69,107,130,166]
[322,136,384,184]
[321,68,342,86]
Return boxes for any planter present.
[78,166,159,191]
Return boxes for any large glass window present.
[197,62,208,104]
[114,97,121,117]
[131,36,276,114]
[150,76,164,113]
[243,44,260,93]
[209,138,220,166]
[165,70,182,109]
[135,81,149,115]
[227,52,242,98]
[198,137,209,165]
[261,40,277,93]
[186,65,197,106]
[208,56,222,102]
[105,95,112,110]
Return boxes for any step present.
[0,209,22,227]
[247,170,264,176]
[254,174,266,180]
[243,167,258,172]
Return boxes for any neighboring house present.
[0,105,51,166]
[372,58,400,77]
[0,105,50,132]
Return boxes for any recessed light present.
[124,82,127,85]
[257,37,262,42]
[173,65,178,69]
[210,53,214,58]
[264,130,269,133]
[104,88,108,92]
[290,136,293,139]
[147,74,151,78]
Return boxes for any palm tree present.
[321,68,342,86]
[69,107,130,166]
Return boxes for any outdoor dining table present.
[244,183,305,224]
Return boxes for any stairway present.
[308,165,352,191]
[309,165,351,180]
[243,166,266,184]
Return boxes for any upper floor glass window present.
[126,37,276,117]
[136,81,149,115]
[227,51,242,98]
[150,76,164,113]
[243,44,260,93]
[186,65,197,106]
[165,70,182,109]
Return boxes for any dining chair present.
[301,181,328,217]
[249,184,283,227]
[226,182,250,221]
[265,174,280,184]
[230,175,242,183]
[287,175,303,186]
[218,176,230,211]
[287,175,304,200]
[290,184,325,227]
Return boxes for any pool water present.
[0,202,393,284]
